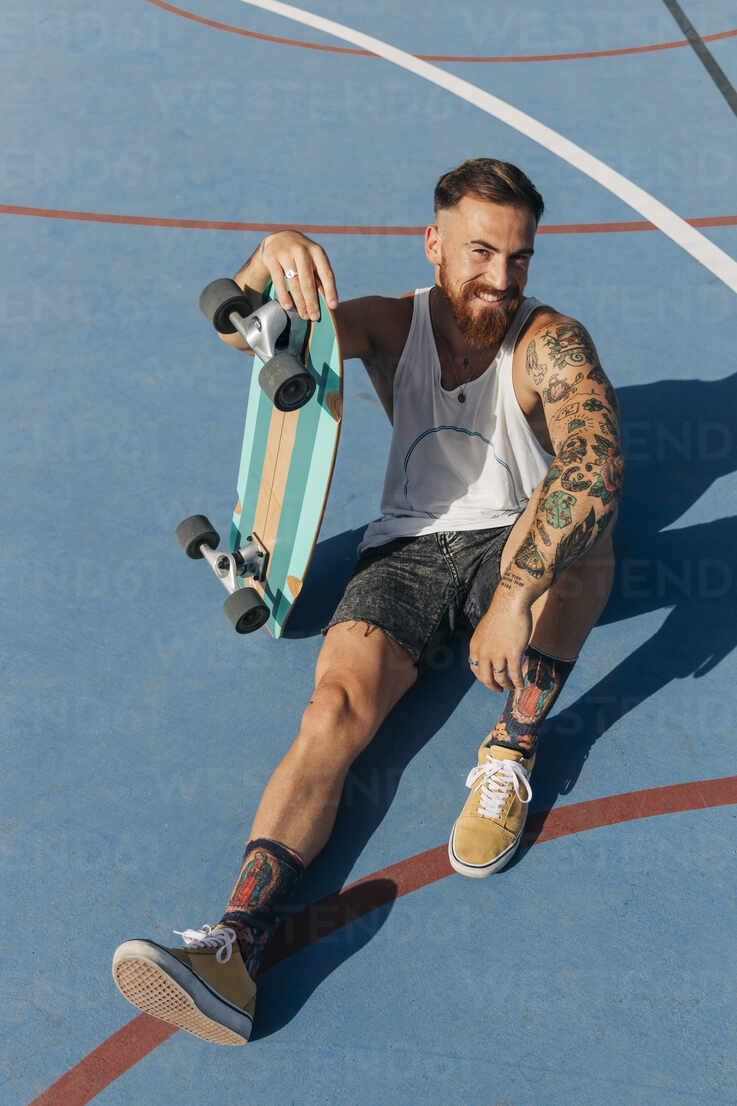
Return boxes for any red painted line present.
[0,204,424,233]
[29,775,737,1104]
[27,1016,177,1106]
[142,0,737,62]
[424,30,737,62]
[266,774,737,964]
[540,215,737,233]
[2,203,736,235]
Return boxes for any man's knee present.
[295,675,374,767]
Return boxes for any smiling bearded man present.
[436,225,525,349]
[439,254,522,347]
[112,158,624,1045]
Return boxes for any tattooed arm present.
[467,317,624,693]
[502,318,625,606]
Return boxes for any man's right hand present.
[259,231,339,321]
[225,229,377,369]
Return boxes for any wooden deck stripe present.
[251,406,284,547]
[267,396,323,630]
[262,410,300,555]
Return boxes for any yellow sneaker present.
[112,924,256,1045]
[449,744,534,877]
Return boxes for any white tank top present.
[358,287,555,554]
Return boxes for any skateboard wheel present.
[199,278,253,334]
[175,515,220,559]
[258,353,316,412]
[224,587,269,634]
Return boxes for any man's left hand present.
[468,590,532,693]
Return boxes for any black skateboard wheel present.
[258,353,316,412]
[175,515,220,559]
[199,278,253,334]
[224,587,269,634]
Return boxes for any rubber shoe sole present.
[448,813,527,878]
[112,940,252,1046]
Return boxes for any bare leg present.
[248,622,417,865]
[112,627,417,1038]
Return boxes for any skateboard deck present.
[229,284,343,637]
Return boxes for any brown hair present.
[434,158,544,224]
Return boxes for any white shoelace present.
[173,924,237,963]
[465,754,532,819]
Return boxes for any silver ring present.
[493,665,507,674]
[284,268,297,280]
[469,659,479,668]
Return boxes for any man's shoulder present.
[512,306,592,407]
[351,291,416,322]
[514,306,595,366]
[379,292,416,336]
[334,292,415,361]
[516,303,571,347]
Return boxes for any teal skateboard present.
[176,279,343,636]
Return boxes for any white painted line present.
[237,0,737,295]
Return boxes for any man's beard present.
[438,261,521,349]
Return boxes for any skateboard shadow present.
[256,370,737,1031]
[283,526,369,638]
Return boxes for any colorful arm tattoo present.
[506,320,625,600]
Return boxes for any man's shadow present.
[256,371,737,1034]
[531,371,737,816]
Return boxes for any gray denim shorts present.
[323,525,515,665]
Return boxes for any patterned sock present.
[486,645,576,758]
[219,837,305,978]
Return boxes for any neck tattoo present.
[458,357,469,404]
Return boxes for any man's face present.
[427,195,536,348]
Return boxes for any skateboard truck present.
[199,278,316,411]
[234,299,298,364]
[175,514,270,633]
[204,535,269,590]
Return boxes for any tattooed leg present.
[486,646,575,756]
[220,838,305,977]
